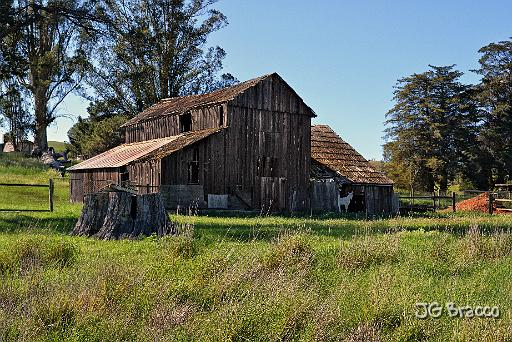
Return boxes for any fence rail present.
[399,192,456,212]
[489,191,512,214]
[0,179,54,212]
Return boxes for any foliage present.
[81,0,238,118]
[385,65,476,192]
[68,114,128,158]
[0,0,95,150]
[384,38,512,191]
[471,39,512,186]
[0,81,32,148]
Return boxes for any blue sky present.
[48,0,511,160]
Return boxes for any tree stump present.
[72,191,176,239]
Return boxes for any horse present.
[338,191,354,212]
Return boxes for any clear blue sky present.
[49,0,511,160]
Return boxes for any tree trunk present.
[33,86,48,151]
[72,191,176,239]
[439,173,448,195]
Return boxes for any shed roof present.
[311,125,393,185]
[121,73,315,127]
[68,128,221,171]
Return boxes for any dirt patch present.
[456,193,493,213]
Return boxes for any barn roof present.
[311,125,393,185]
[121,73,315,127]
[68,128,221,171]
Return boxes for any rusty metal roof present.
[311,125,393,185]
[121,73,315,127]
[68,128,222,171]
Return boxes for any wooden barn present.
[68,73,315,211]
[310,125,396,214]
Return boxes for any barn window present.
[180,113,192,133]
[120,166,129,186]
[188,148,200,184]
[219,106,224,127]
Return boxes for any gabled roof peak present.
[121,72,313,127]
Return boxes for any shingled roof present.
[311,125,393,185]
[68,128,221,171]
[121,73,315,127]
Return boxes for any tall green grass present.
[1,228,511,340]
[1,153,512,340]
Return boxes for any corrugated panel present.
[311,125,393,185]
[68,128,222,171]
[121,73,315,127]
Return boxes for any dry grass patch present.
[338,234,401,270]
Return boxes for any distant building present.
[2,140,34,154]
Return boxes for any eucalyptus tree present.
[0,0,95,150]
[83,0,236,117]
[473,39,512,185]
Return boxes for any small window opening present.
[130,196,137,219]
[188,148,200,184]
[120,166,129,187]
[180,112,192,133]
[219,106,224,127]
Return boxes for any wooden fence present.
[0,179,54,212]
[489,192,512,214]
[399,192,456,213]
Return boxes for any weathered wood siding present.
[73,74,313,212]
[69,168,121,203]
[311,180,339,211]
[124,105,227,143]
[364,185,394,214]
[226,75,312,211]
[127,160,161,190]
[158,75,313,211]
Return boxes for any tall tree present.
[82,0,237,118]
[0,80,32,149]
[473,38,512,185]
[384,65,475,193]
[0,0,94,150]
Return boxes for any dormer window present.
[180,113,192,133]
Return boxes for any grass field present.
[1,153,512,341]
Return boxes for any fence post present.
[49,179,54,212]
[488,192,493,215]
[452,192,456,212]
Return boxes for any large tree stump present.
[72,191,176,239]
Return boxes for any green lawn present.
[1,153,512,341]
[48,141,68,152]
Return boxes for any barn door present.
[260,177,288,212]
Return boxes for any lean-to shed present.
[310,125,396,214]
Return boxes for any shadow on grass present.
[0,215,77,234]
